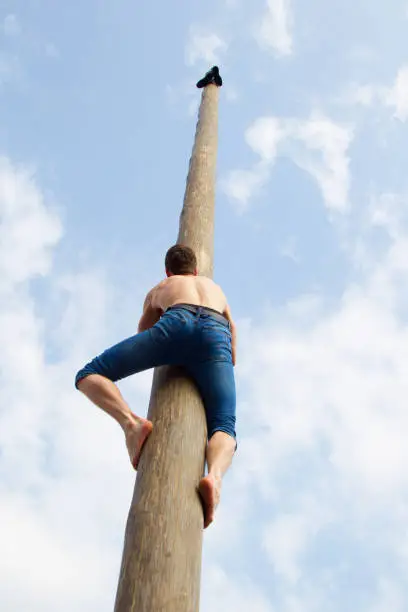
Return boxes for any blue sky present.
[2,1,408,610]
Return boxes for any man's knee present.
[208,429,237,452]
[75,372,89,390]
[75,355,108,389]
[75,364,100,390]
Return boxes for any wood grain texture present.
[114,83,219,612]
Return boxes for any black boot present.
[212,66,222,87]
[196,65,223,88]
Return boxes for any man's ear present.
[194,268,198,276]
[166,268,172,277]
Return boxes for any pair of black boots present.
[196,66,223,88]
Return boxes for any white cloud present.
[0,157,62,288]
[242,277,408,497]
[339,65,408,123]
[255,0,293,57]
[280,235,299,262]
[369,192,407,239]
[223,114,353,212]
[263,513,311,583]
[230,191,408,607]
[202,565,274,612]
[338,83,376,107]
[246,116,285,162]
[221,164,270,212]
[385,66,408,121]
[185,26,227,67]
[262,503,333,595]
[0,155,145,611]
[222,117,285,211]
[347,44,377,63]
[289,115,353,212]
[3,14,20,37]
[369,580,405,612]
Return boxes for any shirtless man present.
[75,244,237,528]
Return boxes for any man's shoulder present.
[150,275,223,291]
[196,275,225,291]
[196,275,219,285]
[146,279,167,300]
[151,278,169,290]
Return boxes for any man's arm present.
[223,303,237,366]
[138,290,161,333]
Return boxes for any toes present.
[130,422,153,470]
[199,477,215,528]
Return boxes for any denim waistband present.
[166,303,230,327]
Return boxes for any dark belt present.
[167,303,229,327]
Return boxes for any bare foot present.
[124,417,153,470]
[198,474,221,528]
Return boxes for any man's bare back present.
[138,275,236,367]
[151,275,227,314]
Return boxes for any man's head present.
[165,244,198,276]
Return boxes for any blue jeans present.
[75,305,236,441]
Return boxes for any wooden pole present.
[114,70,221,612]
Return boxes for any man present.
[75,244,237,528]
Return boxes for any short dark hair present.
[165,244,197,275]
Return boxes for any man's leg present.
[75,326,173,469]
[186,358,237,528]
[76,374,152,469]
[199,431,236,528]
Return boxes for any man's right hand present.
[223,303,237,366]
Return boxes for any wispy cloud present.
[234,190,408,608]
[221,164,270,213]
[185,26,227,67]
[223,113,353,213]
[254,0,293,57]
[339,83,376,106]
[222,117,286,212]
[385,66,408,121]
[0,157,62,287]
[222,117,285,211]
[202,565,273,612]
[280,235,300,262]
[289,115,353,212]
[263,507,325,584]
[340,64,408,122]
[246,116,285,161]
[0,154,146,611]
